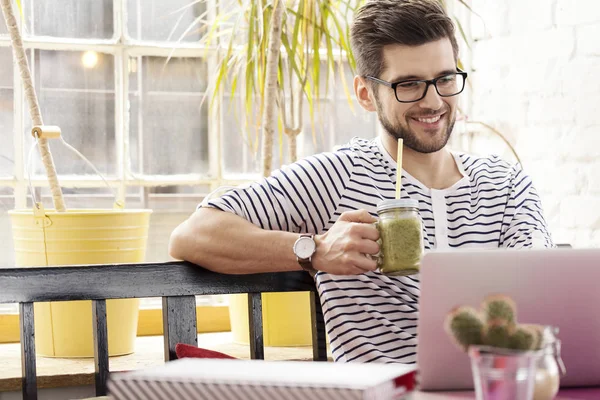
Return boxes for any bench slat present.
[248,293,264,360]
[20,302,37,400]
[310,292,328,361]
[163,296,198,361]
[92,299,109,396]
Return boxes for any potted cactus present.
[445,295,565,400]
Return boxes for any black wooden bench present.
[0,262,327,400]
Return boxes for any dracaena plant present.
[172,0,478,177]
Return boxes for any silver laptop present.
[417,248,600,390]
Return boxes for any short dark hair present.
[350,0,459,79]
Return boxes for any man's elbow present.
[168,224,187,261]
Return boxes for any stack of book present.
[109,358,417,400]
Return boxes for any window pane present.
[127,0,206,42]
[31,187,117,210]
[25,50,116,177]
[147,185,210,210]
[221,94,261,176]
[129,56,209,175]
[301,100,334,155]
[0,48,13,178]
[26,0,114,39]
[328,64,377,151]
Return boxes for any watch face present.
[295,237,316,259]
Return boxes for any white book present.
[109,358,417,400]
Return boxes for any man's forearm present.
[169,208,303,274]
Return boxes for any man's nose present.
[418,83,444,111]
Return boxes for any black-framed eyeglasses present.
[365,69,468,103]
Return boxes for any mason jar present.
[375,198,424,276]
[533,326,566,400]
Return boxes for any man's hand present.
[312,210,380,275]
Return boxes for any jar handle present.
[554,340,567,376]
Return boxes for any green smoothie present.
[377,217,423,276]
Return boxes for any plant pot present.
[469,345,542,400]
[9,207,152,358]
[229,292,313,347]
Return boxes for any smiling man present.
[169,0,553,364]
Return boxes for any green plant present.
[445,295,544,352]
[171,0,476,177]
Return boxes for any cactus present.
[481,295,516,324]
[521,324,545,350]
[484,319,513,348]
[508,326,537,351]
[444,307,484,351]
[445,295,544,352]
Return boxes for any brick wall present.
[469,0,600,247]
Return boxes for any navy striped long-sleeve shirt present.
[206,137,553,364]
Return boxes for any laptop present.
[417,248,600,390]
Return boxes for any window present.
[0,1,377,313]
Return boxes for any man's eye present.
[397,81,420,89]
[438,75,456,85]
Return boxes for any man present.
[169,0,553,364]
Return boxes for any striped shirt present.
[206,137,553,364]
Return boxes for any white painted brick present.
[472,37,514,71]
[508,0,553,33]
[551,228,579,247]
[536,195,562,224]
[472,28,575,70]
[471,0,600,248]
[525,161,586,197]
[572,229,594,248]
[526,95,577,125]
[470,1,510,39]
[556,0,600,26]
[471,67,512,94]
[560,59,600,95]
[522,28,576,62]
[585,163,600,194]
[562,126,600,162]
[516,126,569,161]
[470,96,529,127]
[575,93,600,126]
[577,23,600,56]
[591,229,600,248]
[507,59,565,96]
[559,196,600,229]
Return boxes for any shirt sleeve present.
[203,150,356,234]
[500,165,554,248]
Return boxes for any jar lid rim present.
[377,198,419,213]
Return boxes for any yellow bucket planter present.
[229,292,313,347]
[9,207,152,357]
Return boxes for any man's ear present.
[354,75,377,112]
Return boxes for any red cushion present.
[175,343,237,360]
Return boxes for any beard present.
[375,95,456,154]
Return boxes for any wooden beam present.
[0,263,316,304]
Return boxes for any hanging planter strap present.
[1,0,66,212]
[31,125,62,140]
[27,126,126,210]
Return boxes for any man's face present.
[373,38,459,154]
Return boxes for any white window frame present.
[0,0,248,210]
[0,0,374,211]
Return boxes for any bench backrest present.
[0,262,326,400]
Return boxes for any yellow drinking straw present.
[395,138,403,199]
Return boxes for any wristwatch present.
[293,234,317,272]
